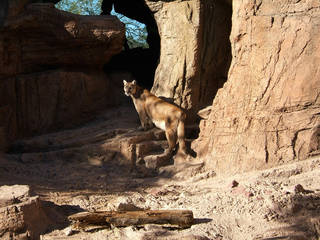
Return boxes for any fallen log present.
[68,210,194,229]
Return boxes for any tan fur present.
[123,80,187,155]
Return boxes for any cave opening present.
[54,0,160,90]
[101,0,160,90]
[111,9,149,50]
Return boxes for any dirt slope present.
[0,106,319,240]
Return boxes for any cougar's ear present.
[123,80,127,85]
[132,80,137,85]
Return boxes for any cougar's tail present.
[177,112,187,155]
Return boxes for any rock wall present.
[149,0,232,117]
[195,0,320,174]
[0,2,125,147]
[0,70,117,139]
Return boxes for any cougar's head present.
[123,80,137,96]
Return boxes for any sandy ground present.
[0,106,319,240]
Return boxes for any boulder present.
[0,3,125,77]
[0,185,67,240]
[0,2,125,142]
[194,0,320,174]
[107,196,145,211]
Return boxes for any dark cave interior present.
[101,0,160,90]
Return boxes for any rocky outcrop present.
[149,0,232,117]
[195,0,320,174]
[0,2,125,145]
[1,3,124,77]
[0,185,68,240]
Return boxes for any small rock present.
[148,187,164,196]
[230,180,239,188]
[63,226,74,236]
[197,106,212,120]
[117,202,144,211]
[144,153,172,169]
[247,192,254,198]
[231,185,254,198]
[294,184,305,193]
[108,196,145,211]
[294,184,314,194]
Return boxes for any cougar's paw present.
[137,126,145,131]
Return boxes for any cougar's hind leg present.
[164,126,177,156]
[177,120,187,155]
[178,138,187,155]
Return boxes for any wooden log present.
[68,210,194,229]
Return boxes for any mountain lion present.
[123,80,187,155]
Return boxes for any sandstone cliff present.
[194,0,320,174]
[149,0,232,115]
[0,2,125,148]
[109,0,319,174]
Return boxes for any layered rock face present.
[195,0,320,174]
[0,2,125,146]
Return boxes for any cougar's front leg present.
[137,109,150,131]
